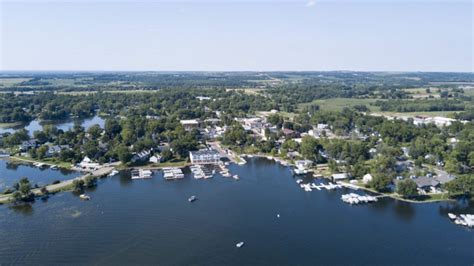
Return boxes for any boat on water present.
[236,241,244,248]
[108,169,119,177]
[50,165,58,170]
[233,174,239,180]
[188,195,197,202]
[448,213,457,220]
[79,194,91,200]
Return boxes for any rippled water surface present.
[0,158,472,265]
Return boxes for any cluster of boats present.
[163,167,184,180]
[218,163,231,177]
[297,180,342,192]
[341,193,378,205]
[131,169,153,179]
[448,213,474,227]
[190,165,214,179]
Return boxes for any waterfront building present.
[149,155,162,164]
[132,150,151,163]
[332,173,349,181]
[189,149,221,165]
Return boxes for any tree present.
[369,173,392,192]
[444,175,474,197]
[11,177,34,202]
[72,179,85,192]
[83,175,97,188]
[299,136,319,161]
[161,149,173,162]
[397,179,418,198]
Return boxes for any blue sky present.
[0,0,472,72]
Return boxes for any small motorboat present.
[233,174,239,180]
[277,214,280,218]
[236,241,244,248]
[79,194,91,200]
[188,195,197,202]
[448,213,457,220]
[109,170,119,177]
[50,165,58,170]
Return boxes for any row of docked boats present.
[190,165,214,179]
[218,163,231,177]
[131,169,153,179]
[448,213,474,228]
[298,180,342,192]
[163,167,184,180]
[341,193,378,205]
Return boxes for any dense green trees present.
[444,175,474,197]
[11,178,34,202]
[397,179,418,198]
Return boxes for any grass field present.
[0,78,31,87]
[298,98,381,112]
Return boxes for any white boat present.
[79,194,90,200]
[233,174,239,180]
[50,165,58,169]
[448,213,457,220]
[109,170,119,177]
[296,179,303,184]
[188,195,197,202]
[236,241,244,248]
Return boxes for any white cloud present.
[305,0,315,7]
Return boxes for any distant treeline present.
[374,99,467,112]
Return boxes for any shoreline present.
[0,155,463,205]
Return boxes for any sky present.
[0,0,472,72]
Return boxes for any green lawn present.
[298,98,381,112]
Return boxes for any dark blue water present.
[0,160,80,190]
[0,115,105,135]
[0,158,472,265]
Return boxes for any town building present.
[149,155,162,164]
[189,149,221,165]
[131,150,151,163]
[180,119,200,131]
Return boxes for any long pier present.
[0,166,114,204]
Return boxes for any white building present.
[149,155,162,164]
[180,119,200,131]
[332,173,349,181]
[79,156,100,170]
[362,174,373,184]
[189,149,221,165]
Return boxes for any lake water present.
[0,160,80,190]
[0,157,472,265]
[0,115,105,135]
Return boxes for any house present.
[282,128,297,138]
[414,176,440,190]
[332,173,349,181]
[295,160,313,170]
[132,150,151,163]
[79,156,100,170]
[196,96,211,101]
[149,155,162,164]
[180,119,200,131]
[19,139,38,151]
[362,173,373,184]
[189,149,221,165]
[46,145,70,157]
